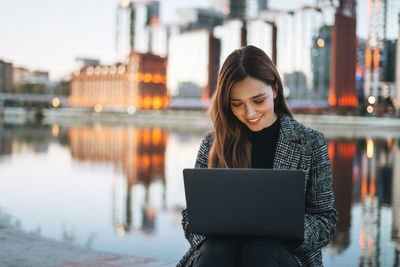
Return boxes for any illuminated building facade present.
[69,52,168,110]
[68,125,167,233]
[329,2,358,107]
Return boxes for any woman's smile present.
[230,76,277,132]
[246,115,263,124]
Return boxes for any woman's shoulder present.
[200,132,214,149]
[199,132,214,155]
[195,132,214,167]
[281,115,326,148]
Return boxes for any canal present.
[0,118,399,266]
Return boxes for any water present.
[0,119,399,266]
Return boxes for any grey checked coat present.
[178,114,338,267]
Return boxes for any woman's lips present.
[246,115,262,124]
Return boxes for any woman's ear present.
[273,84,278,99]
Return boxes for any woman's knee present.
[193,237,241,267]
[202,237,241,254]
[240,239,298,267]
[241,239,281,256]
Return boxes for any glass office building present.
[215,18,273,67]
[167,29,220,108]
[270,7,335,100]
[116,1,164,62]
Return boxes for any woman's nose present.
[245,104,256,116]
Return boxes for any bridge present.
[0,93,69,108]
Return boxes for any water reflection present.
[0,121,400,264]
[324,136,400,266]
[0,123,68,156]
[68,126,167,234]
[329,140,356,252]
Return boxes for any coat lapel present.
[273,114,302,170]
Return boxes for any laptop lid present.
[183,168,305,242]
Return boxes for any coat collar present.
[273,113,303,170]
[277,113,302,142]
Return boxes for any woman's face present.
[229,76,277,132]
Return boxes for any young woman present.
[178,45,338,267]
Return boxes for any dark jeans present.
[193,236,299,267]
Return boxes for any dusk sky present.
[0,0,367,80]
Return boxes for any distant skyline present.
[0,0,368,80]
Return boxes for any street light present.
[52,97,60,108]
[368,96,376,105]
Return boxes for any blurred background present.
[0,0,400,266]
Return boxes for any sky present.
[0,0,367,81]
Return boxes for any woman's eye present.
[231,102,242,107]
[254,99,265,104]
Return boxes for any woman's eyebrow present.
[251,93,266,99]
[230,93,266,101]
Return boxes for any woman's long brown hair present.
[208,45,292,168]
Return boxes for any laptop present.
[183,168,305,242]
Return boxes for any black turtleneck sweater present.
[248,118,280,169]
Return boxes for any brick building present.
[69,52,168,110]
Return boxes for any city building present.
[215,18,274,65]
[212,0,230,15]
[383,0,400,41]
[229,0,246,18]
[381,40,397,83]
[329,0,358,107]
[177,7,225,31]
[311,25,332,100]
[396,14,400,113]
[167,29,220,109]
[116,0,164,62]
[212,0,269,19]
[69,51,168,110]
[74,58,100,70]
[246,19,276,62]
[364,0,400,102]
[264,6,335,101]
[134,22,170,58]
[13,67,50,85]
[214,19,244,62]
[0,59,13,92]
[12,67,27,86]
[392,139,400,253]
[356,38,367,101]
[381,40,397,114]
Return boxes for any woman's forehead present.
[230,76,273,99]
